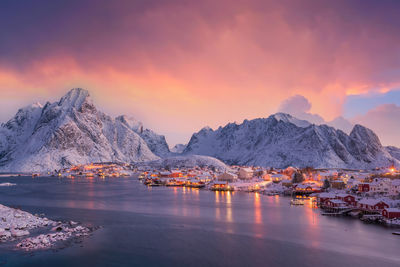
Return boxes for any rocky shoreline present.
[0,204,95,251]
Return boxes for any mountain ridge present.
[183,113,399,169]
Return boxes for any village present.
[136,164,400,227]
[45,163,133,179]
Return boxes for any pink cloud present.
[1,0,400,144]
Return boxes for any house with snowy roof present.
[217,172,238,182]
[357,198,389,213]
[369,178,391,195]
[317,192,337,205]
[382,208,400,219]
[238,167,254,180]
[325,199,347,209]
[336,193,357,206]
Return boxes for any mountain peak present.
[199,126,213,134]
[58,88,91,110]
[116,115,143,132]
[270,112,311,128]
[350,124,382,147]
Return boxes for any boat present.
[148,182,162,186]
[392,232,400,235]
[290,199,305,205]
[188,183,206,189]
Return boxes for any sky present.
[1,0,400,147]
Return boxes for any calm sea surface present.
[0,176,399,267]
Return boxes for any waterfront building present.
[382,208,400,219]
[357,198,389,213]
[335,194,357,206]
[217,172,238,182]
[238,168,254,180]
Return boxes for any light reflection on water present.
[254,192,262,225]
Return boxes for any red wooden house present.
[358,183,370,192]
[357,198,389,212]
[336,194,357,206]
[325,199,347,208]
[317,193,337,205]
[382,208,400,219]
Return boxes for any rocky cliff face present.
[0,88,163,172]
[184,113,398,169]
[115,115,170,157]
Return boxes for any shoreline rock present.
[0,204,94,251]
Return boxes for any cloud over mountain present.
[278,95,325,125]
[353,104,400,147]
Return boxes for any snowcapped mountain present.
[183,113,399,169]
[0,88,165,172]
[272,113,311,128]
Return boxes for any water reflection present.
[254,193,262,224]
[226,191,233,223]
[215,191,221,220]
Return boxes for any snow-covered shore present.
[0,183,16,187]
[0,204,93,251]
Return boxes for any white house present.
[217,172,238,182]
[238,168,254,180]
[369,178,391,195]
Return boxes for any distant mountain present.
[184,113,399,169]
[170,144,186,154]
[0,88,167,172]
[136,155,229,171]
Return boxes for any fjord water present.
[0,176,399,267]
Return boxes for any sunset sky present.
[1,0,400,147]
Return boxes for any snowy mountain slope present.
[183,113,399,169]
[386,146,400,161]
[0,88,161,172]
[136,155,229,171]
[116,115,170,157]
